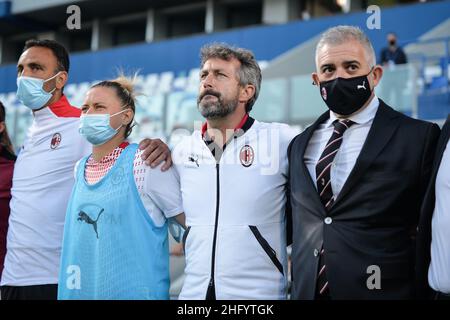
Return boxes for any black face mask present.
[318,68,373,116]
[389,39,396,46]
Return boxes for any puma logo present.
[188,155,199,167]
[357,81,366,90]
[78,209,104,239]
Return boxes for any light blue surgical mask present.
[78,109,127,146]
[16,72,61,110]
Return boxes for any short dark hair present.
[200,43,261,113]
[23,39,70,73]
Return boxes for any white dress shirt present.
[304,96,379,198]
[428,137,450,294]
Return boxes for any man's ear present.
[312,72,320,86]
[56,71,68,90]
[239,84,256,105]
[371,65,383,88]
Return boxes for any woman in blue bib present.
[58,76,185,300]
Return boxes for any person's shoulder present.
[290,121,313,142]
[0,147,16,162]
[133,146,146,169]
[444,117,450,129]
[255,120,289,129]
[171,131,200,166]
[133,147,172,179]
[254,121,303,158]
[385,104,435,127]
[172,131,198,152]
[380,101,440,134]
[401,115,439,129]
[254,121,299,141]
[287,122,318,157]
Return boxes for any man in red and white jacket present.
[173,44,297,300]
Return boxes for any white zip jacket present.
[173,118,297,300]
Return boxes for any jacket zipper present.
[206,163,220,300]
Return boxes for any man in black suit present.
[288,26,440,300]
[416,116,450,300]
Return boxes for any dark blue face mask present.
[319,68,374,116]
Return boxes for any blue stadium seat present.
[429,76,448,90]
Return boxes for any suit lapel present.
[332,100,401,208]
[296,111,330,216]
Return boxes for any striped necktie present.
[315,118,354,298]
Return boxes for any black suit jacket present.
[288,100,440,300]
[416,115,450,299]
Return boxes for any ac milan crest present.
[240,145,254,167]
[50,133,61,149]
[321,87,327,101]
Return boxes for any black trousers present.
[0,284,57,300]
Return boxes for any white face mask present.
[16,72,61,110]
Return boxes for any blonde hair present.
[91,74,139,138]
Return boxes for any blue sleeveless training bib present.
[58,144,170,300]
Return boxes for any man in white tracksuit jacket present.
[173,44,297,300]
